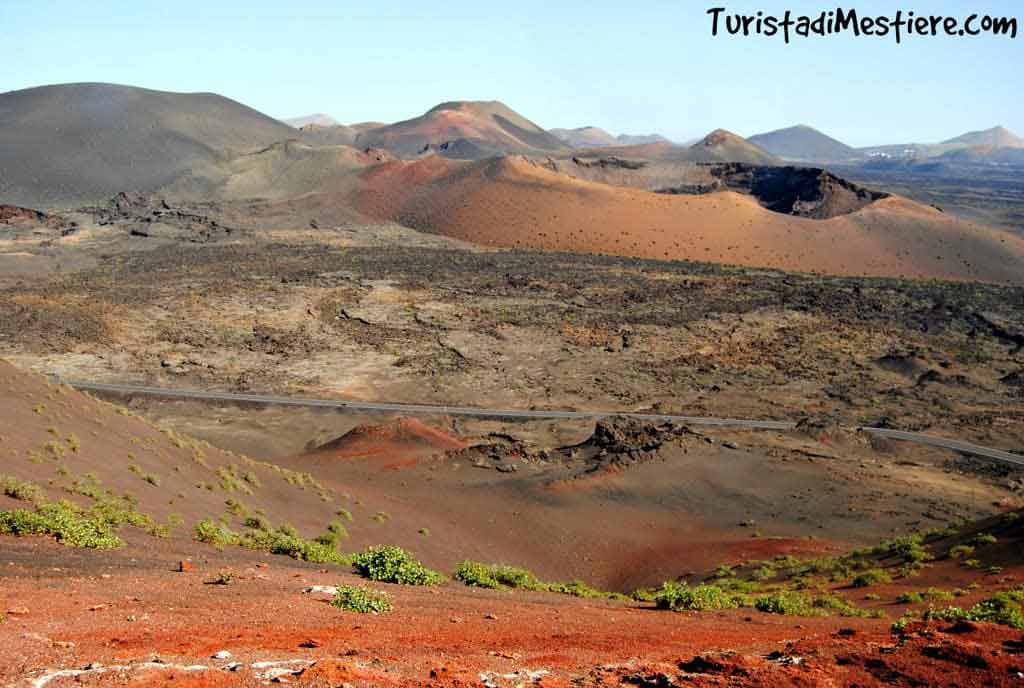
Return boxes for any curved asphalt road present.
[59,378,1024,468]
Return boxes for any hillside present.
[354,100,566,158]
[0,83,297,209]
[0,359,347,545]
[357,154,1024,283]
[749,124,858,162]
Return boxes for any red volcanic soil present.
[356,155,1024,284]
[2,535,1023,686]
[308,418,467,467]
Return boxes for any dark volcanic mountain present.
[748,125,858,162]
[0,82,296,208]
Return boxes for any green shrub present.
[545,579,621,599]
[655,582,741,611]
[207,571,235,585]
[971,533,998,546]
[194,519,240,547]
[852,569,892,588]
[225,498,248,517]
[243,515,271,531]
[1,476,43,503]
[967,593,1024,629]
[454,561,542,590]
[0,501,122,548]
[332,585,392,613]
[314,520,349,548]
[754,591,816,616]
[351,545,443,585]
[240,525,349,565]
[948,544,975,559]
[812,594,877,618]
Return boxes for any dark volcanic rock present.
[658,164,887,219]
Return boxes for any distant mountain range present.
[549,127,670,148]
[283,113,340,128]
[2,81,1022,212]
[752,124,1024,164]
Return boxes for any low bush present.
[351,545,443,585]
[332,585,392,613]
[1,476,43,503]
[851,569,892,588]
[0,501,122,548]
[545,579,620,599]
[655,582,742,612]
[923,593,1024,629]
[948,544,975,559]
[194,519,240,547]
[454,561,542,590]
[754,591,816,616]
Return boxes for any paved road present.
[60,378,1023,468]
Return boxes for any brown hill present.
[572,131,779,165]
[0,83,297,209]
[356,155,1024,283]
[355,100,566,158]
[689,129,780,164]
[943,125,1024,148]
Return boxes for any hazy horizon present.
[4,0,1022,146]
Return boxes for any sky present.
[2,0,1021,146]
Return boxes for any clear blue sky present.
[3,0,1021,146]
